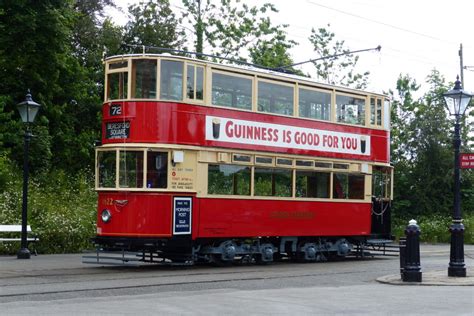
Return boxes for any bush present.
[393,213,474,244]
[0,169,97,254]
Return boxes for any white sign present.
[206,116,371,156]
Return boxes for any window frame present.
[159,58,185,101]
[257,78,296,117]
[185,62,206,103]
[335,92,367,126]
[298,85,332,122]
[210,69,254,111]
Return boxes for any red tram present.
[90,54,393,264]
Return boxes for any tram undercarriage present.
[84,234,396,266]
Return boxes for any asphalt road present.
[0,244,473,315]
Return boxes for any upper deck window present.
[299,88,331,121]
[258,81,294,116]
[336,94,366,126]
[370,97,383,126]
[160,60,183,101]
[212,72,252,110]
[108,72,128,100]
[109,61,128,70]
[132,59,157,99]
[187,65,204,101]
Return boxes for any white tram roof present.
[105,53,388,98]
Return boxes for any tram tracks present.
[0,261,395,301]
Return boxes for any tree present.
[123,0,184,52]
[181,0,292,62]
[389,70,474,218]
[308,25,369,89]
[248,33,304,75]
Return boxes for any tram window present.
[160,60,183,101]
[132,59,157,99]
[373,167,391,199]
[208,164,250,195]
[370,97,383,126]
[255,156,273,165]
[98,151,116,188]
[333,163,349,170]
[333,173,365,199]
[187,65,204,101]
[258,81,294,116]
[370,98,376,125]
[119,151,144,188]
[233,154,252,163]
[333,173,349,199]
[254,168,292,197]
[314,161,332,169]
[299,88,331,121]
[108,72,128,100]
[336,95,365,125]
[296,171,330,198]
[212,72,252,110]
[146,152,168,188]
[377,99,382,125]
[109,61,127,70]
[276,158,292,166]
[296,160,314,167]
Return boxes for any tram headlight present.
[101,209,112,223]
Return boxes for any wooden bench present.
[0,225,39,255]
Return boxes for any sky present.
[109,0,474,97]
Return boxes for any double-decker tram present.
[90,53,393,264]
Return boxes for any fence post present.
[402,219,422,282]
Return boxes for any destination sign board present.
[105,121,130,139]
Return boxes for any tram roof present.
[105,53,388,98]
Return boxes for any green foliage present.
[308,25,369,89]
[389,71,470,219]
[392,214,474,244]
[181,0,291,63]
[0,169,97,254]
[123,0,184,51]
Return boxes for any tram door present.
[371,167,392,238]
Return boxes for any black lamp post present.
[16,90,40,259]
[443,76,472,277]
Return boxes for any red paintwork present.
[97,192,175,237]
[97,192,371,239]
[102,101,389,163]
[196,198,371,238]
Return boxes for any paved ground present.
[0,244,473,315]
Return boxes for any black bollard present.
[399,237,406,278]
[402,219,422,282]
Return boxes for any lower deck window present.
[208,164,250,195]
[333,173,365,199]
[119,151,144,188]
[146,152,168,188]
[296,171,330,198]
[98,151,116,188]
[254,168,292,197]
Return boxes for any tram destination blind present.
[105,121,130,139]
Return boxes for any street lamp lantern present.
[442,76,472,277]
[16,90,41,259]
[17,90,41,124]
[443,76,472,117]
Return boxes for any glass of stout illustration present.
[212,118,221,139]
[360,136,366,154]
